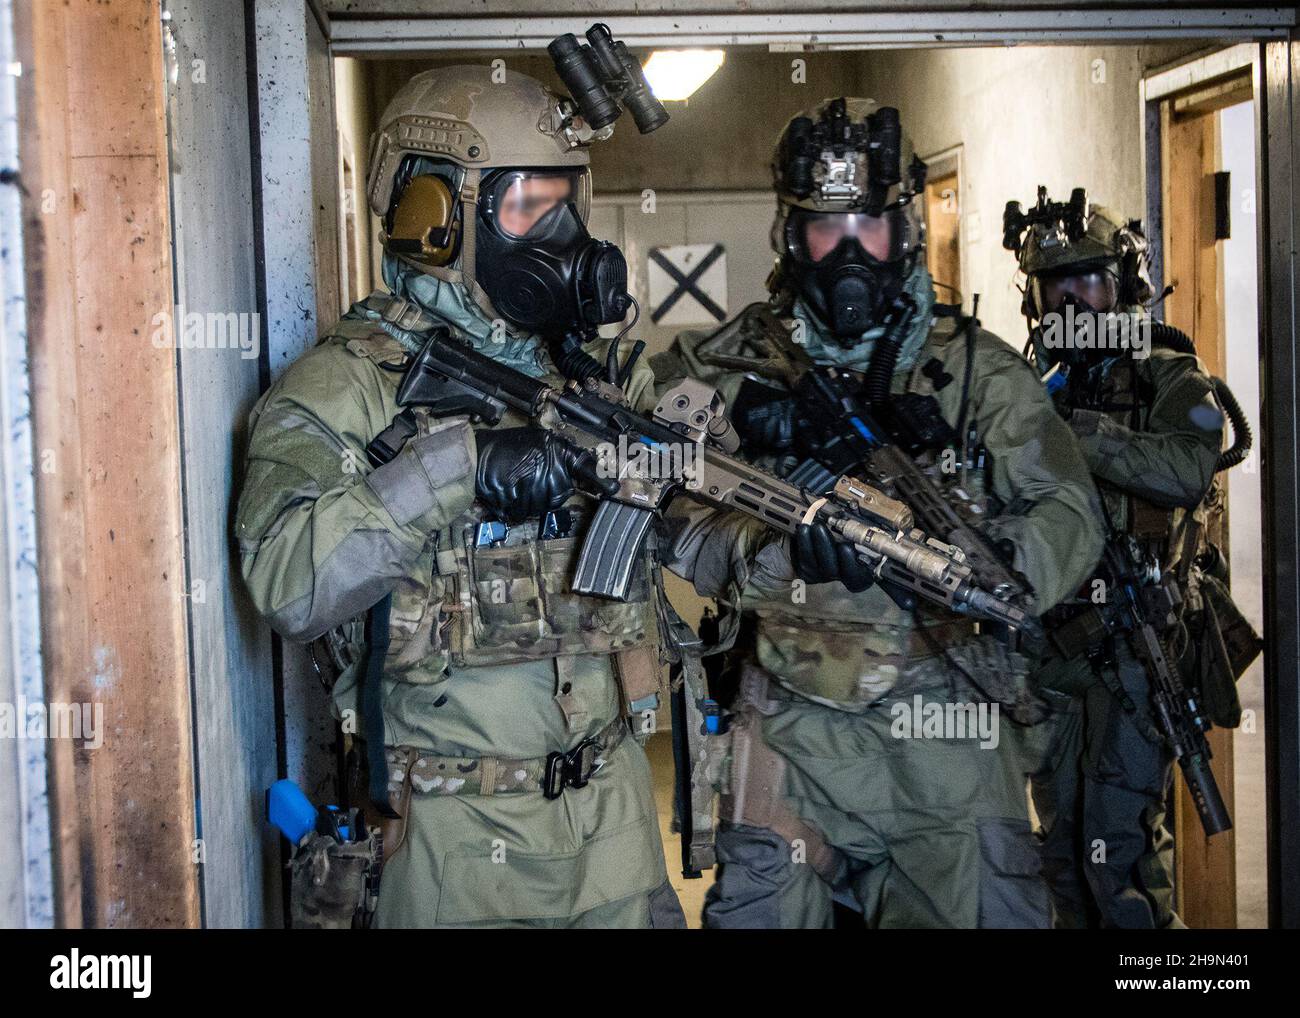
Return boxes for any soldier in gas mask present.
[651,99,1104,928]
[1006,189,1255,929]
[236,64,687,928]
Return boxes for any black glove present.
[1050,386,1074,422]
[731,378,804,452]
[790,522,875,593]
[474,428,616,523]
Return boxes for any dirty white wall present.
[1221,97,1266,928]
[252,0,347,843]
[0,0,49,929]
[333,56,375,302]
[853,43,1204,344]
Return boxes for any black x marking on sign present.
[649,244,726,324]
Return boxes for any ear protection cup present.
[384,174,460,267]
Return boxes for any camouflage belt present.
[386,718,628,799]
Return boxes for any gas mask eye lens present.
[497,175,569,238]
[1034,268,1119,317]
[803,215,849,263]
[491,171,588,239]
[856,215,894,261]
[794,210,906,264]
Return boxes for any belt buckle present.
[542,738,600,800]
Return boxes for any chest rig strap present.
[363,291,439,340]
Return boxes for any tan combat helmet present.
[366,65,597,305]
[1003,187,1152,313]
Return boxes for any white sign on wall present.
[648,243,728,326]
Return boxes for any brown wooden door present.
[924,167,963,304]
[1160,73,1252,929]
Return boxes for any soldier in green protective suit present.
[651,99,1105,928]
[1005,189,1225,928]
[235,65,696,928]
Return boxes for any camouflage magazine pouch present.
[448,513,655,667]
[289,830,380,930]
[384,565,454,680]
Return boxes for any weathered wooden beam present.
[1162,96,1237,928]
[16,0,199,928]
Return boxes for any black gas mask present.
[475,168,630,337]
[1028,265,1122,370]
[784,207,917,342]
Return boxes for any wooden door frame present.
[1148,60,1239,928]
[1143,38,1300,929]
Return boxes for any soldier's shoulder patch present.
[926,314,962,344]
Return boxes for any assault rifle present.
[739,298,1035,617]
[785,367,1033,613]
[1050,526,1231,836]
[367,328,1038,635]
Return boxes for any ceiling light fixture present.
[641,49,725,102]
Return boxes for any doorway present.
[922,147,963,305]
[320,40,1270,928]
[234,9,1300,929]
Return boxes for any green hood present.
[351,251,551,377]
[790,264,937,374]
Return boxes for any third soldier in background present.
[652,99,1103,928]
[1005,187,1257,928]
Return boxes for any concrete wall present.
[0,0,51,930]
[852,43,1203,344]
[167,0,280,928]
